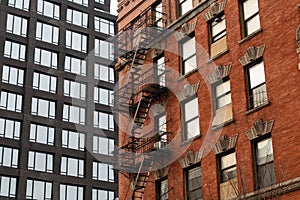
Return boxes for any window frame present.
[93,110,114,131]
[6,13,28,37]
[67,8,88,28]
[0,91,23,113]
[180,35,197,75]
[0,146,19,168]
[8,0,30,11]
[63,104,86,125]
[92,135,115,156]
[253,135,276,189]
[61,156,84,178]
[2,65,24,87]
[64,55,87,76]
[34,47,58,69]
[185,165,202,200]
[218,150,237,183]
[94,63,115,83]
[31,97,56,119]
[178,0,193,17]
[4,40,26,61]
[29,123,55,145]
[92,161,115,182]
[37,0,60,20]
[209,14,226,44]
[0,175,17,198]
[62,130,85,151]
[212,77,231,111]
[36,21,59,45]
[156,177,168,200]
[60,184,84,200]
[66,30,87,53]
[33,71,57,93]
[240,0,261,37]
[0,118,21,140]
[64,79,86,100]
[181,96,200,141]
[26,179,52,200]
[92,188,115,200]
[28,150,53,173]
[245,59,267,110]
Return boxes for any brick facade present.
[116,0,300,199]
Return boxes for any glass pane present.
[216,81,230,97]
[180,0,193,16]
[182,37,195,59]
[243,0,259,19]
[246,14,261,35]
[217,93,232,108]
[249,62,265,89]
[257,138,274,165]
[184,98,198,121]
[221,152,236,169]
[186,118,200,139]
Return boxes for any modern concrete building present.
[0,0,118,199]
[114,0,300,199]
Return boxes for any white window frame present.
[94,87,113,106]
[93,111,114,131]
[94,16,115,36]
[67,8,88,28]
[34,47,58,69]
[182,97,200,140]
[31,97,56,119]
[181,36,196,75]
[0,176,17,198]
[26,179,52,200]
[6,13,28,37]
[94,38,114,60]
[29,123,55,145]
[92,162,114,182]
[0,118,21,140]
[60,184,84,200]
[63,104,86,125]
[241,0,261,37]
[92,188,115,200]
[36,22,59,45]
[62,130,85,151]
[0,146,19,168]
[64,55,87,76]
[94,63,114,83]
[0,91,23,113]
[33,72,57,93]
[4,40,26,61]
[2,65,24,87]
[66,30,87,53]
[37,0,60,19]
[28,151,53,173]
[8,0,30,11]
[93,135,115,156]
[64,79,86,100]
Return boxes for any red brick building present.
[114,0,300,199]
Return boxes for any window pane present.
[249,62,265,89]
[246,14,261,35]
[243,0,259,19]
[257,138,274,165]
[184,98,198,121]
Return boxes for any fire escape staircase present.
[114,7,171,200]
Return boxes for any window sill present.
[239,28,263,44]
[180,134,201,146]
[207,49,229,64]
[178,68,198,81]
[212,118,235,131]
[245,101,270,115]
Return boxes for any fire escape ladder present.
[131,157,153,200]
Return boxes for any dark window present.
[156,178,168,200]
[219,152,237,183]
[254,137,275,189]
[186,166,202,200]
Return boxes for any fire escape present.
[114,6,171,200]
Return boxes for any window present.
[8,0,30,11]
[214,79,231,110]
[67,8,88,28]
[26,179,52,200]
[92,188,114,200]
[64,55,87,76]
[210,15,226,43]
[219,152,237,183]
[0,146,19,168]
[94,39,114,60]
[94,63,114,83]
[36,22,59,45]
[95,0,104,4]
[61,156,84,178]
[34,47,58,68]
[33,72,57,93]
[64,80,86,100]
[254,137,275,188]
[181,36,196,75]
[179,0,193,16]
[2,65,24,86]
[155,56,166,86]
[63,104,86,125]
[0,176,17,198]
[94,87,113,106]
[28,151,53,173]
[30,123,54,145]
[37,0,60,19]
[66,30,87,53]
[186,166,202,200]
[92,162,114,182]
[94,17,115,35]
[4,40,26,61]
[0,118,21,140]
[182,97,200,140]
[6,14,28,37]
[156,178,168,200]
[68,0,88,7]
[241,0,261,37]
[62,130,85,151]
[94,111,114,131]
[153,2,163,27]
[246,61,267,109]
[0,91,22,113]
[93,135,114,156]
[154,113,167,149]
[60,184,84,200]
[31,97,55,119]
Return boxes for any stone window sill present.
[246,101,270,115]
[239,28,263,44]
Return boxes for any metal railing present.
[249,90,268,109]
